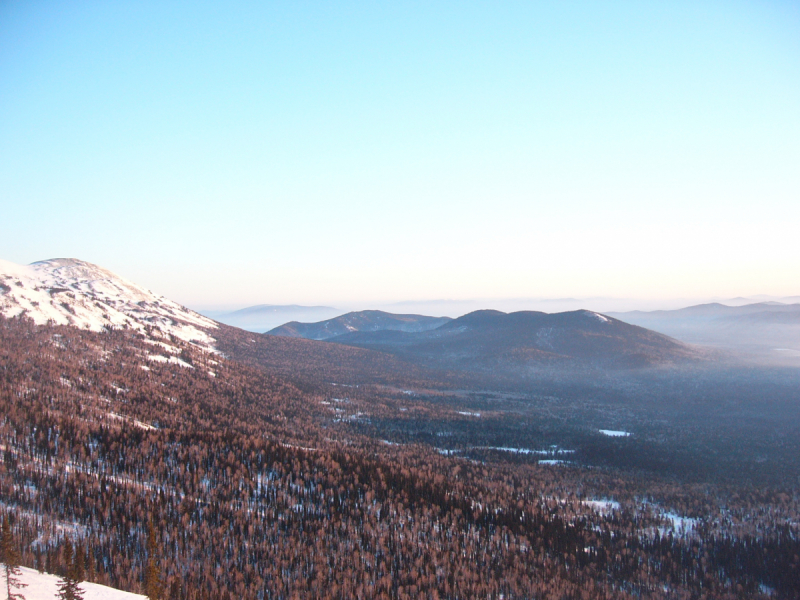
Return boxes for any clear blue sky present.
[2,1,799,308]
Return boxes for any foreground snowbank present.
[1,565,146,600]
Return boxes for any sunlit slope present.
[0,258,217,352]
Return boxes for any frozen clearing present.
[1,565,145,600]
[435,448,460,456]
[599,429,631,437]
[584,500,621,513]
[662,512,698,533]
[478,446,575,455]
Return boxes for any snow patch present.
[107,412,157,431]
[662,512,697,534]
[599,429,630,437]
[477,446,575,456]
[584,500,620,513]
[146,354,194,369]
[1,565,146,600]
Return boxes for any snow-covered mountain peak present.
[0,257,218,351]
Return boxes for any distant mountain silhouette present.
[324,309,703,372]
[267,310,452,340]
[615,302,800,320]
[609,302,800,360]
[209,304,344,332]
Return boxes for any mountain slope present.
[0,258,217,351]
[327,309,704,372]
[268,309,452,340]
[0,257,434,385]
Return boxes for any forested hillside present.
[2,315,799,599]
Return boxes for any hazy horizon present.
[192,293,800,319]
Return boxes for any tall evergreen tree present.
[56,539,84,600]
[144,521,163,600]
[1,515,27,600]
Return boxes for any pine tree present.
[1,515,27,600]
[55,539,84,600]
[144,521,163,600]
[73,543,84,588]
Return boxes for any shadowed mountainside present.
[213,322,441,386]
[268,309,452,340]
[325,309,707,372]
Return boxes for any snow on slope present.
[0,258,217,351]
[1,565,146,600]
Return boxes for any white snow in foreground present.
[538,459,570,465]
[599,429,631,437]
[0,258,217,352]
[457,411,481,417]
[1,565,145,600]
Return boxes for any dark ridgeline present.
[268,310,452,340]
[1,315,799,600]
[320,309,707,372]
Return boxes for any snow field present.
[1,565,145,600]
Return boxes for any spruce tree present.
[144,522,163,600]
[55,539,84,600]
[1,515,27,600]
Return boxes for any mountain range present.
[268,310,452,340]
[283,308,705,373]
[0,258,708,377]
[608,302,800,360]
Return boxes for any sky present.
[1,1,799,310]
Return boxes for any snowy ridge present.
[1,565,146,600]
[0,258,217,351]
[586,311,611,323]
